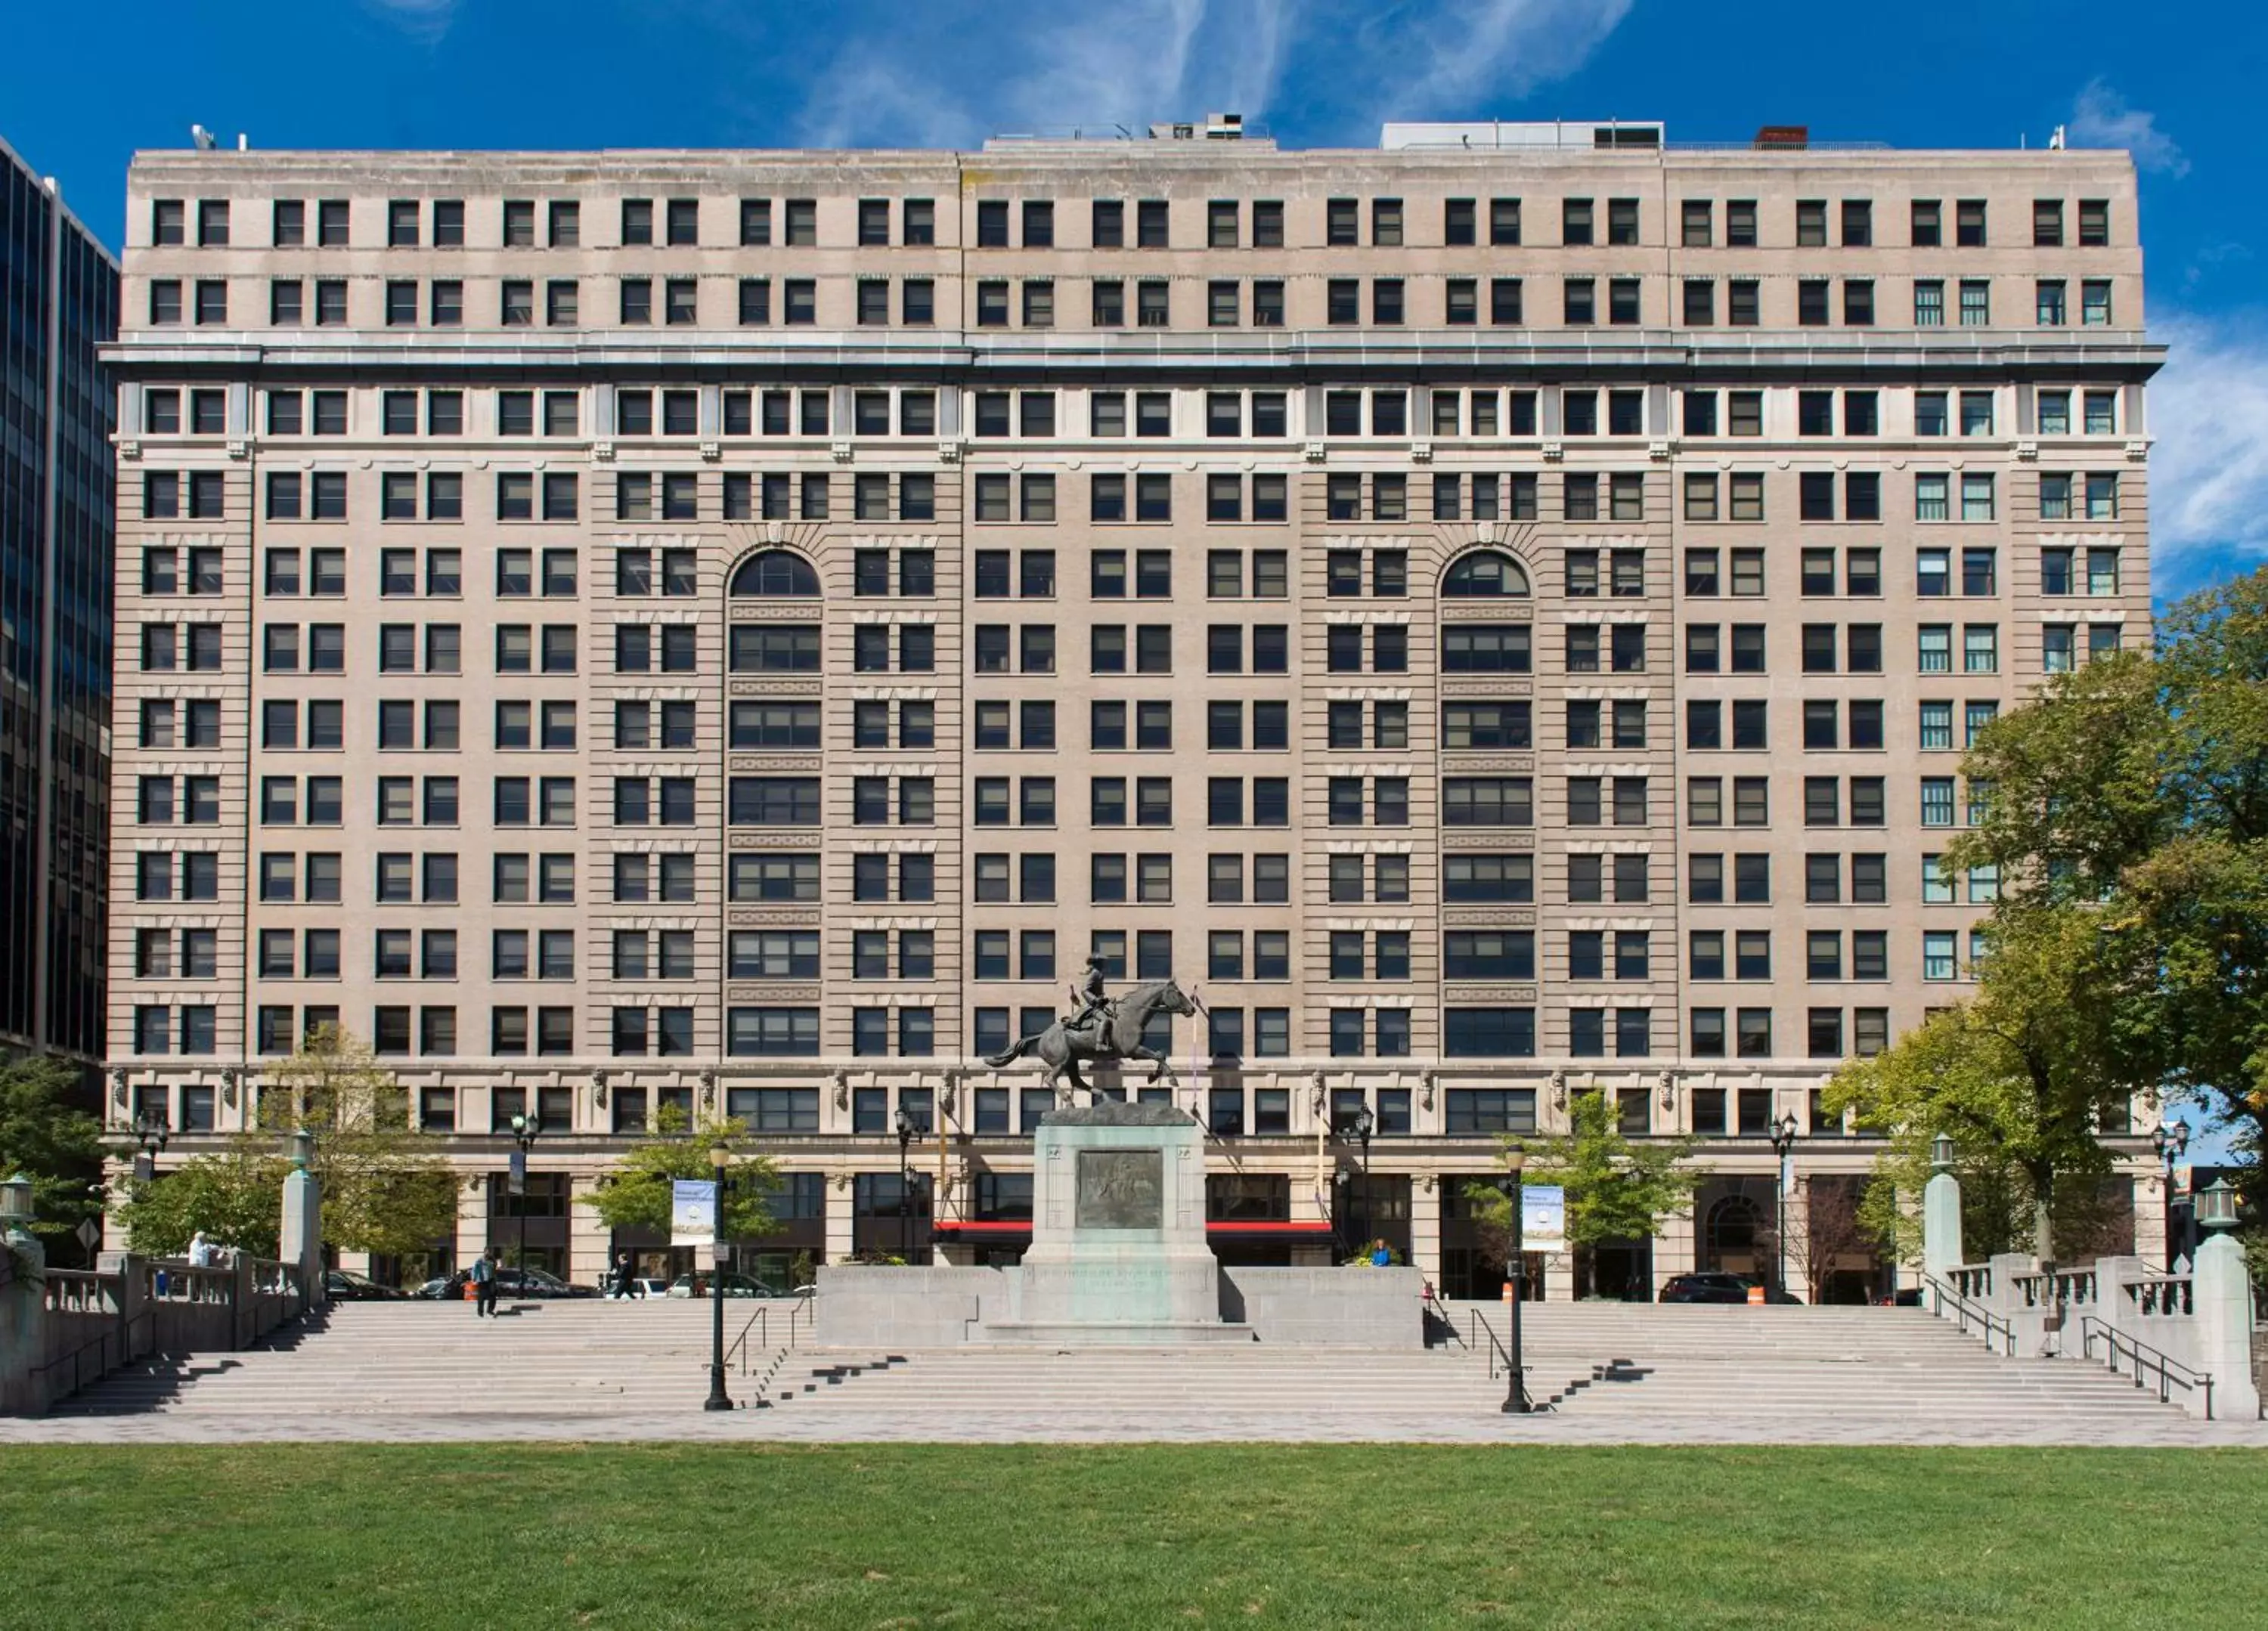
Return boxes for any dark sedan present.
[414,1267,597,1301]
[1660,1270,1796,1306]
[324,1269,407,1301]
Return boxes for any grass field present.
[3,1443,2262,1628]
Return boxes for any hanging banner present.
[1521,1184,1567,1254]
[671,1178,717,1247]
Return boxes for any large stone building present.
[102,119,2164,1296]
[2,134,116,1064]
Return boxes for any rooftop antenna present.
[190,125,217,151]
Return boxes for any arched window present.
[729,549,820,598]
[1442,551,1530,598]
[1705,1194,1763,1264]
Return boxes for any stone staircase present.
[1495,1301,2189,1426]
[46,1297,2195,1437]
[53,1298,796,1416]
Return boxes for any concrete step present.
[49,1301,2198,1430]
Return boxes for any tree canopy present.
[578,1112,782,1243]
[256,1025,458,1259]
[1465,1089,1699,1258]
[119,1026,457,1262]
[1823,904,2144,1259]
[0,1054,105,1261]
[1944,568,2268,1185]
[119,1144,287,1258]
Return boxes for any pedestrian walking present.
[187,1230,212,1269]
[610,1252,637,1300]
[471,1247,498,1317]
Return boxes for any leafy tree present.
[1464,1090,1699,1265]
[119,1145,286,1258]
[578,1113,782,1243]
[1825,905,2145,1260]
[0,1053,104,1259]
[255,1025,459,1259]
[1776,1176,1891,1304]
[1947,570,2268,1181]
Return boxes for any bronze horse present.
[981,976,1200,1100]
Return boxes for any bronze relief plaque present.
[1075,1149,1163,1230]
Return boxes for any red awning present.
[931,1220,1334,1240]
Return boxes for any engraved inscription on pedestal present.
[1076,1149,1163,1230]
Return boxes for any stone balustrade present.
[1926,1236,2249,1421]
[2,1252,310,1416]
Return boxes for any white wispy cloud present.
[1358,0,1634,113]
[795,0,1628,147]
[2068,79,2189,176]
[2145,311,2268,594]
[358,0,460,45]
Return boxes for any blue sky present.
[3,0,2264,599]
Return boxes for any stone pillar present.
[1408,1176,1442,1289]
[1922,1158,1963,1284]
[1654,1211,1696,1295]
[569,1171,609,1287]
[280,1138,324,1308]
[463,1162,500,1266]
[823,1175,854,1267]
[2192,1230,2260,1422]
[0,1224,47,1413]
[2134,1172,2170,1267]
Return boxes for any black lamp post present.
[1500,1148,1530,1413]
[132,1117,169,1184]
[704,1143,733,1411]
[1768,1110,1800,1298]
[1353,1104,1376,1255]
[894,1106,915,1261]
[509,1111,541,1278]
[2153,1117,2192,1266]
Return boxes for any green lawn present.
[2,1444,2261,1628]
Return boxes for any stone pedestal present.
[280,1165,324,1307]
[2192,1232,2259,1422]
[1923,1166,1963,1284]
[987,1101,1232,1342]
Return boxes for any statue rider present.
[1068,955,1111,1041]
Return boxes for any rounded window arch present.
[729,549,820,598]
[1441,550,1530,598]
[1705,1194,1762,1261]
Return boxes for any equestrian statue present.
[982,959,1200,1102]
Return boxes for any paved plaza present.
[9,1298,2255,1448]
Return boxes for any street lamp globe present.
[0,1173,33,1226]
[1930,1133,1956,1173]
[2198,1178,2240,1234]
[1504,1147,1527,1178]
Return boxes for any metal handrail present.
[1467,1306,1516,1382]
[726,1296,812,1376]
[2080,1315,2214,1419]
[1920,1274,2016,1357]
[726,1307,767,1375]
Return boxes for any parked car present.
[666,1271,810,1300]
[414,1266,597,1301]
[324,1268,406,1301]
[1659,1271,1765,1304]
[1873,1287,1926,1308]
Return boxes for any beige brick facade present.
[101,132,2166,1295]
